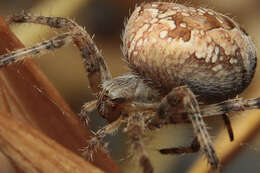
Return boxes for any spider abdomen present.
[122,2,257,103]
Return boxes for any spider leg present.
[159,137,200,154]
[201,97,260,117]
[221,113,234,141]
[133,97,260,121]
[82,116,124,160]
[80,100,98,125]
[201,97,260,142]
[5,12,111,92]
[157,86,219,171]
[126,114,153,173]
[0,32,72,66]
[6,11,80,30]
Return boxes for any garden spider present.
[1,1,260,173]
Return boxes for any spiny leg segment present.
[142,97,260,123]
[0,32,72,66]
[4,12,111,92]
[80,100,98,125]
[157,86,219,170]
[201,97,260,117]
[82,115,124,160]
[126,114,153,173]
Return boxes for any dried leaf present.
[0,110,104,173]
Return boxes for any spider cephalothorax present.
[1,2,259,173]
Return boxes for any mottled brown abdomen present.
[122,2,257,103]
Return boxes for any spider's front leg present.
[157,86,220,171]
[3,12,111,93]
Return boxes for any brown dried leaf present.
[0,110,104,173]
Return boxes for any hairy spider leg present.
[157,86,219,170]
[0,32,72,66]
[81,116,124,160]
[126,114,153,173]
[80,100,98,125]
[201,97,260,117]
[4,12,112,92]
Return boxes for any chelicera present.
[1,2,259,173]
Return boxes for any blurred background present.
[1,0,260,172]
